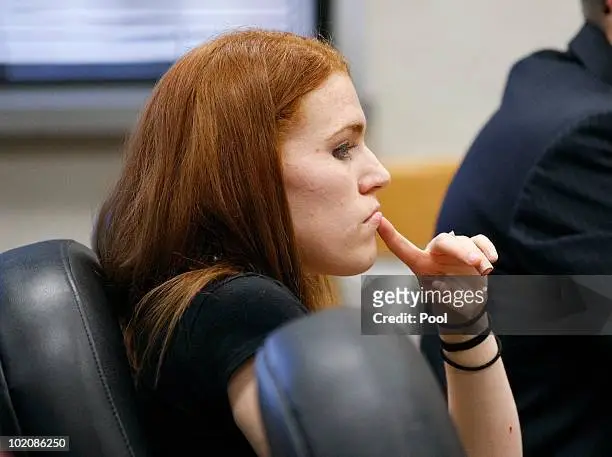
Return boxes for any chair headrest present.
[256,307,466,457]
[0,240,149,456]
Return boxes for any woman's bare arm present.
[441,332,522,457]
[227,358,270,457]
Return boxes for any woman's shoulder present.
[196,271,302,299]
[172,272,309,386]
[198,272,296,295]
[190,272,309,316]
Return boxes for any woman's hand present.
[377,216,498,326]
[377,216,497,277]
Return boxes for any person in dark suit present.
[420,1,612,456]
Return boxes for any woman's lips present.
[365,211,383,226]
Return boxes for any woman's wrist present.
[438,311,490,342]
[437,312,502,371]
[439,333,479,344]
[437,307,489,337]
[441,333,500,370]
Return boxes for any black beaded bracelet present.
[439,321,492,353]
[440,335,502,372]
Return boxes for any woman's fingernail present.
[449,230,455,236]
[482,265,494,275]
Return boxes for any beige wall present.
[0,137,123,253]
[362,0,582,158]
[0,0,585,291]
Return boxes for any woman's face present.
[282,72,391,276]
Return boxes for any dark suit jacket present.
[421,23,612,456]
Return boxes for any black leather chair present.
[0,240,150,457]
[256,307,466,457]
[0,239,465,456]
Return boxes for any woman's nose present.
[359,149,391,194]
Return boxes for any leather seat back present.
[256,307,466,457]
[0,240,149,456]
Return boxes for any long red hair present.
[93,29,348,381]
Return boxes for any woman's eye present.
[332,142,355,160]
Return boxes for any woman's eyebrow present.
[325,121,365,141]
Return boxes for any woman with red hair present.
[93,29,521,457]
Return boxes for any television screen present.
[0,0,329,84]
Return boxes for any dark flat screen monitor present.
[0,0,331,85]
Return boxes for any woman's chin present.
[329,248,379,277]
